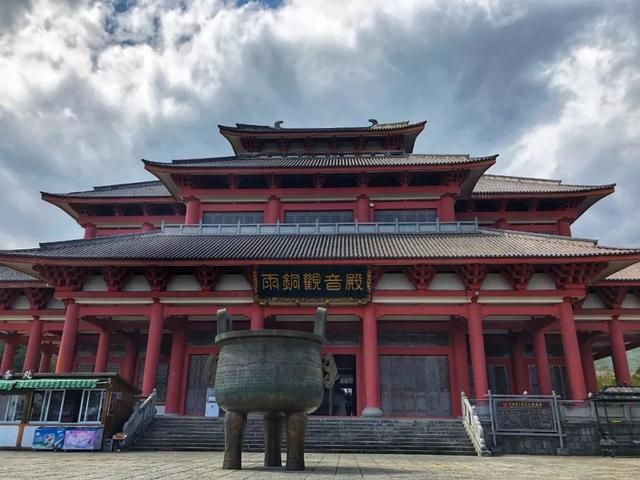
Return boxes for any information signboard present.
[494,399,556,432]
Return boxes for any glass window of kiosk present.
[0,394,26,423]
[30,390,105,424]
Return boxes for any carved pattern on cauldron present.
[214,307,335,471]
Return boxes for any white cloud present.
[501,16,640,244]
[0,0,637,248]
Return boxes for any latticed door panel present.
[379,355,451,417]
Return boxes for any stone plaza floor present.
[0,451,639,479]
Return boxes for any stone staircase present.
[131,416,477,455]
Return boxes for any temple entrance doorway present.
[313,354,357,416]
[379,355,451,417]
[185,354,217,416]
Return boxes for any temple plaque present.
[254,265,370,302]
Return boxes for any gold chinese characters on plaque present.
[254,266,370,302]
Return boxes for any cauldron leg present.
[223,411,246,470]
[285,411,307,471]
[263,412,283,467]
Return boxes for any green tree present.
[596,368,616,389]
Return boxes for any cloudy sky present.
[0,0,638,249]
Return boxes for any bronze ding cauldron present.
[214,307,336,471]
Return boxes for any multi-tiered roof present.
[0,119,637,281]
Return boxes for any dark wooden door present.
[185,355,217,416]
[379,355,451,417]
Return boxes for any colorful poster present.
[32,428,65,450]
[63,428,104,450]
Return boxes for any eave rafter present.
[404,265,436,290]
[457,264,488,291]
[24,287,54,310]
[597,285,629,309]
[503,264,534,290]
[546,262,608,289]
[103,266,131,292]
[143,266,172,292]
[194,266,222,291]
[0,289,21,310]
[33,265,92,292]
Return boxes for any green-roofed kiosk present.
[0,373,137,449]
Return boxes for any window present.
[79,390,104,422]
[202,212,264,224]
[0,394,25,423]
[374,209,437,223]
[30,390,105,424]
[284,211,353,224]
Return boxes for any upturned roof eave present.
[217,121,427,135]
[41,191,174,203]
[218,121,427,155]
[141,155,498,174]
[1,229,640,270]
[40,192,80,220]
[470,184,616,199]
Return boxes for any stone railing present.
[461,392,490,456]
[121,388,157,450]
[161,220,479,236]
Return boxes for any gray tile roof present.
[603,262,640,281]
[220,120,422,133]
[149,153,496,169]
[0,265,39,282]
[44,172,611,200]
[1,230,637,262]
[45,181,172,199]
[472,175,614,196]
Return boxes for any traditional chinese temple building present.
[0,119,639,420]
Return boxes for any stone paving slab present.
[0,451,638,479]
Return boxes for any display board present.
[494,399,556,432]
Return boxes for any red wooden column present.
[609,315,631,385]
[265,196,282,223]
[361,304,382,417]
[510,333,530,394]
[82,223,97,239]
[579,336,598,394]
[557,299,587,399]
[141,222,154,232]
[142,301,165,396]
[39,344,53,373]
[94,323,112,373]
[556,218,572,237]
[23,315,43,372]
[439,193,456,222]
[450,319,470,416]
[355,194,371,222]
[0,335,18,372]
[250,304,264,330]
[467,301,488,399]
[120,335,138,385]
[56,300,80,373]
[184,197,201,225]
[165,322,187,414]
[532,328,553,395]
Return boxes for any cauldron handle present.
[217,308,232,335]
[314,307,327,338]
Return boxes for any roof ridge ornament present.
[368,119,378,127]
[274,120,284,129]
